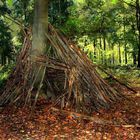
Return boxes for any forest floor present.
[0,67,140,140]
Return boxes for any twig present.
[4,15,29,30]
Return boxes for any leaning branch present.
[3,14,30,35]
[97,66,137,93]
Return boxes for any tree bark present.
[31,0,48,58]
[124,45,127,65]
[118,43,122,65]
[103,36,107,65]
[31,0,49,84]
[99,37,103,64]
[133,51,137,65]
[123,19,128,65]
[112,46,115,65]
[1,54,6,66]
[136,0,140,67]
[138,47,140,67]
[93,38,96,62]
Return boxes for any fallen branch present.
[51,107,140,128]
[51,107,112,125]
[97,66,137,93]
[119,124,140,128]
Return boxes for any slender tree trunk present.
[0,55,2,66]
[138,46,140,67]
[103,36,107,65]
[107,40,111,65]
[99,37,103,64]
[1,55,3,66]
[1,54,6,66]
[93,39,96,62]
[8,57,11,64]
[112,46,115,65]
[123,19,128,65]
[133,51,137,65]
[136,0,140,67]
[118,43,122,65]
[124,45,128,65]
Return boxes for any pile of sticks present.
[0,24,123,113]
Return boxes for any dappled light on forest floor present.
[0,88,139,140]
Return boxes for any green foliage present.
[49,0,73,29]
[0,19,13,65]
[6,0,13,7]
[61,0,139,67]
[10,0,34,42]
[0,64,14,88]
[112,0,118,4]
[108,65,140,86]
[12,0,33,25]
[0,0,139,67]
[0,1,14,65]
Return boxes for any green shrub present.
[0,64,15,88]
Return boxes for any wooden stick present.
[51,107,140,128]
[51,107,112,125]
[97,66,137,93]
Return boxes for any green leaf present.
[7,0,13,7]
[112,0,118,4]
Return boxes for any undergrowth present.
[0,64,15,88]
[97,65,140,87]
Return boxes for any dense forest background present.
[0,0,140,88]
[0,0,140,67]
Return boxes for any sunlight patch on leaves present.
[0,0,3,6]
[6,0,13,8]
[111,0,118,4]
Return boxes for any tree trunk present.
[103,36,107,65]
[93,39,96,62]
[123,19,128,65]
[31,0,49,84]
[31,0,48,58]
[99,37,103,64]
[1,55,3,66]
[136,0,140,67]
[138,47,140,67]
[107,40,111,65]
[124,45,128,65]
[118,43,122,65]
[133,51,137,65]
[112,46,115,65]
[1,54,6,66]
